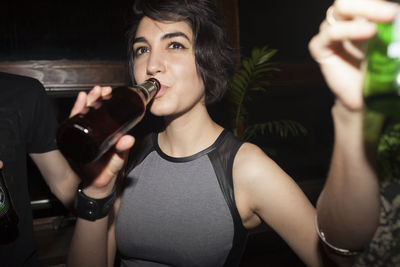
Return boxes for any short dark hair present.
[126,0,236,105]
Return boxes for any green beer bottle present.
[363,2,400,117]
[0,166,19,244]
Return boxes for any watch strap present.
[74,183,116,221]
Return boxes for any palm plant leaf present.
[244,120,308,141]
[227,45,279,137]
[226,45,307,145]
[228,46,278,108]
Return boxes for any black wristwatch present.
[74,183,116,221]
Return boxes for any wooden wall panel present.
[0,60,325,93]
[0,61,128,92]
[213,0,240,51]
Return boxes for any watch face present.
[85,200,97,215]
[76,189,99,221]
[75,186,116,221]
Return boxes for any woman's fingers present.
[312,0,399,60]
[70,91,88,117]
[101,86,112,97]
[115,135,135,152]
[74,135,134,188]
[107,136,135,176]
[325,19,377,42]
[69,86,113,117]
[309,0,399,64]
[86,86,102,106]
[88,137,133,189]
[308,0,399,111]
[333,0,399,23]
[310,19,376,62]
[87,86,112,102]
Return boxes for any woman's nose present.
[146,51,165,76]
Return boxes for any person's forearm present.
[317,101,380,251]
[67,217,110,267]
[52,167,80,209]
[30,150,81,209]
[67,184,117,267]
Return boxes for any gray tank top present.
[115,130,248,267]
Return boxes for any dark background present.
[0,0,332,62]
[237,0,334,183]
[238,0,331,63]
[0,0,334,194]
[0,1,133,60]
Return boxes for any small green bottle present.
[0,167,19,244]
[363,3,400,117]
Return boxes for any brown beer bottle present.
[57,78,160,164]
[0,166,19,244]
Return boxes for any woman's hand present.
[309,0,399,111]
[70,86,135,197]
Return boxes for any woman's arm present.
[233,143,324,267]
[308,0,399,257]
[317,102,380,251]
[67,195,121,267]
[65,86,134,267]
[68,214,113,267]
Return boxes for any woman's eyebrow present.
[133,36,147,45]
[133,31,191,45]
[161,32,191,42]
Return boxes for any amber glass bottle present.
[57,78,160,163]
[0,167,19,244]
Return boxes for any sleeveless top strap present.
[208,130,248,266]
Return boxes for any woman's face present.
[133,17,205,118]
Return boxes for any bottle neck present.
[0,169,5,185]
[387,12,400,59]
[137,78,160,104]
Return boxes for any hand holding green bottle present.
[363,0,400,117]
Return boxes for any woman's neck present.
[158,104,223,157]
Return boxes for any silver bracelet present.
[315,214,362,256]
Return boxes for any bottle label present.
[388,12,400,58]
[0,186,10,217]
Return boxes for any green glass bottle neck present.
[136,78,160,103]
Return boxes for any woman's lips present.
[155,84,168,98]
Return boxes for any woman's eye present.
[135,46,149,57]
[168,42,186,50]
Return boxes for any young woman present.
[67,1,324,266]
[309,0,400,266]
